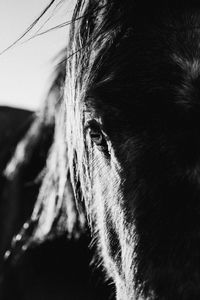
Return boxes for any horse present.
[4,0,200,299]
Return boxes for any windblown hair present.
[3,0,134,262]
[6,0,136,247]
[4,50,86,263]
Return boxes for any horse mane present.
[10,0,137,248]
[3,50,87,266]
[3,0,145,262]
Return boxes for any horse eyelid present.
[90,130,103,145]
[84,120,109,154]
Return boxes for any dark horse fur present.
[4,0,200,299]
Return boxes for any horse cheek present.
[92,147,136,298]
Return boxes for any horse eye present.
[86,121,109,154]
[89,128,104,146]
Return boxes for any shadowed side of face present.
[66,2,200,299]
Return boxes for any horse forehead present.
[127,23,200,83]
[84,9,200,119]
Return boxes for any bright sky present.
[0,0,74,110]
